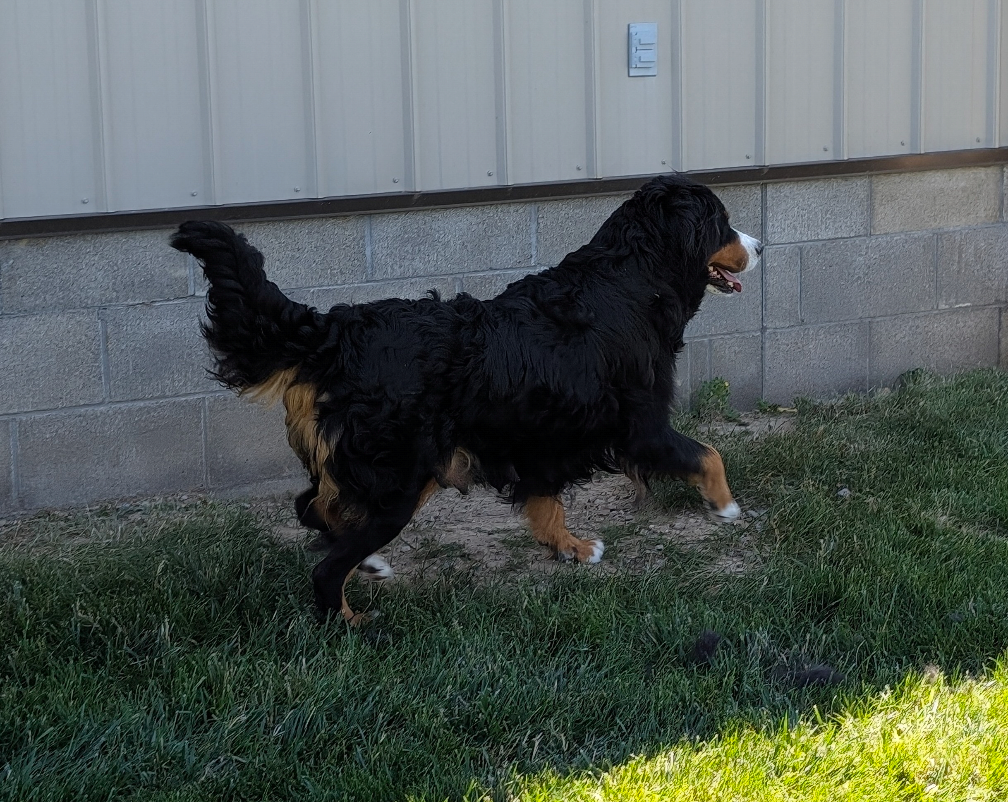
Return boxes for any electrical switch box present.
[628,23,657,77]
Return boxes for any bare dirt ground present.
[0,413,792,584]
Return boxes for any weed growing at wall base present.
[1,369,1007,800]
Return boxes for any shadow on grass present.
[1,369,1006,800]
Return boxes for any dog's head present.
[624,174,762,297]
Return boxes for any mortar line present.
[760,182,768,402]
[9,419,18,508]
[530,203,538,266]
[201,396,210,490]
[365,216,374,280]
[933,231,940,309]
[0,391,230,422]
[97,310,111,402]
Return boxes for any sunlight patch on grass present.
[513,660,1008,801]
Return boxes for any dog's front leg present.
[524,496,605,563]
[627,429,740,520]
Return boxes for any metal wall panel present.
[844,0,916,158]
[765,0,837,165]
[97,0,208,211]
[0,0,101,218]
[311,0,407,196]
[205,0,314,204]
[503,0,589,184]
[594,0,676,177]
[1001,0,1008,146]
[922,0,993,150]
[680,0,758,171]
[410,0,499,191]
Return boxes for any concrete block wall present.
[1,165,1005,513]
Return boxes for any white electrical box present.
[628,23,657,77]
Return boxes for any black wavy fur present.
[172,174,745,614]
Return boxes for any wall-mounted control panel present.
[628,22,657,77]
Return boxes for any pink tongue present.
[714,266,742,293]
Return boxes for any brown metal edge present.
[2,147,1006,240]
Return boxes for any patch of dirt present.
[1,412,795,584]
[262,472,764,584]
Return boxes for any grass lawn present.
[2,369,1007,801]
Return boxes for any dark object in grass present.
[771,662,846,688]
[171,175,761,623]
[687,629,724,667]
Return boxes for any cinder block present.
[104,302,216,402]
[868,308,1000,387]
[709,333,763,410]
[937,226,1008,308]
[17,399,203,509]
[0,230,189,314]
[372,204,532,279]
[286,285,355,311]
[872,167,1002,235]
[240,217,368,290]
[680,339,710,410]
[0,421,12,514]
[206,395,304,491]
[350,276,459,304]
[462,268,541,300]
[763,245,801,328]
[764,322,868,403]
[536,194,631,267]
[686,262,763,337]
[1001,309,1007,371]
[800,233,936,324]
[765,177,870,244]
[0,311,103,414]
[710,183,763,239]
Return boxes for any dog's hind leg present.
[524,496,604,563]
[628,430,740,520]
[311,479,436,624]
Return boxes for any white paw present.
[357,554,394,581]
[586,539,605,564]
[713,501,741,521]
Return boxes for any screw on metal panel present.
[82,198,89,204]
[392,178,399,183]
[661,160,666,165]
[745,154,751,159]
[901,141,905,146]
[191,191,198,196]
[487,170,493,176]
[823,146,828,151]
[576,165,582,170]
[977,137,981,143]
[294,186,301,192]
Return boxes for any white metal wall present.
[0,0,1005,219]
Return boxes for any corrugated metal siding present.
[922,0,995,151]
[844,0,917,158]
[1,0,1005,219]
[680,0,759,171]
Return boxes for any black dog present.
[171,174,761,622]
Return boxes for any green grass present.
[2,369,1007,800]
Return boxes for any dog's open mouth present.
[707,264,743,294]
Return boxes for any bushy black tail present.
[170,221,325,392]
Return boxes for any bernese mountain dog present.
[171,174,762,623]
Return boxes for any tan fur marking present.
[708,238,749,273]
[415,478,440,513]
[243,366,299,406]
[441,448,477,491]
[687,447,735,511]
[524,496,601,562]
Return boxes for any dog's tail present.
[170,220,326,396]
